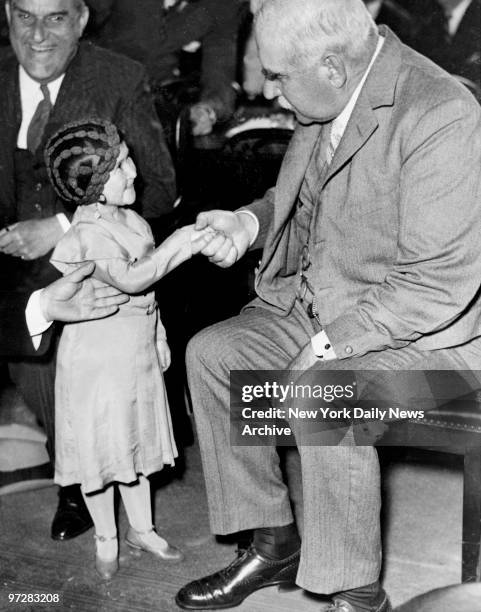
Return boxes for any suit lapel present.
[42,44,94,150]
[323,96,378,185]
[324,26,400,185]
[41,47,81,151]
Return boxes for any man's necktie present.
[27,83,52,153]
[327,128,342,165]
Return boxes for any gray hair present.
[255,0,377,69]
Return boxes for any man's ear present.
[77,4,90,37]
[5,1,11,26]
[322,54,347,89]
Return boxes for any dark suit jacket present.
[246,27,481,360]
[87,0,240,120]
[411,0,481,92]
[375,0,419,46]
[0,41,176,228]
[0,292,53,358]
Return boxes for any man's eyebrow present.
[261,68,285,81]
[12,3,69,16]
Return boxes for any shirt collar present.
[330,34,385,147]
[447,0,472,36]
[365,0,383,20]
[19,65,65,105]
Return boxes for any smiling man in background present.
[0,0,175,542]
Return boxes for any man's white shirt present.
[447,0,472,36]
[25,289,52,349]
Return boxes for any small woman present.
[44,118,212,580]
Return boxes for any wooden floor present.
[0,440,465,611]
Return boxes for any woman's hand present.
[157,338,171,372]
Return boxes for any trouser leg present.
[186,304,312,534]
[187,303,382,592]
[9,354,56,463]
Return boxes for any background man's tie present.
[27,84,53,154]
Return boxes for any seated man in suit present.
[0,0,175,541]
[0,262,128,359]
[176,0,481,610]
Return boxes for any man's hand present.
[0,217,64,260]
[40,262,129,322]
[195,210,255,268]
[190,103,217,136]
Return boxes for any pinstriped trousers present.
[186,299,477,594]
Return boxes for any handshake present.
[32,209,259,328]
[190,209,258,268]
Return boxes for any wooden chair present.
[378,392,481,582]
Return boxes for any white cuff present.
[26,289,52,350]
[311,330,337,361]
[235,210,259,247]
[56,213,71,233]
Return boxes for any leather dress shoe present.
[326,588,392,612]
[51,485,94,541]
[175,544,300,609]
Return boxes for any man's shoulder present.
[75,41,148,81]
[395,41,479,116]
[0,46,17,74]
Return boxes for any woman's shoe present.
[94,534,119,580]
[125,526,184,562]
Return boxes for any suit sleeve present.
[241,187,276,250]
[115,68,177,221]
[325,96,481,358]
[0,291,53,358]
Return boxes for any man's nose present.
[32,20,47,43]
[263,79,281,100]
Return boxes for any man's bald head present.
[255,0,377,71]
[254,0,378,124]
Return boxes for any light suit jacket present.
[245,27,481,360]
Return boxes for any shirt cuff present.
[235,210,259,247]
[311,329,338,361]
[26,289,52,350]
[56,213,71,233]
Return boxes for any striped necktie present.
[27,83,52,154]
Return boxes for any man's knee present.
[186,322,226,374]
